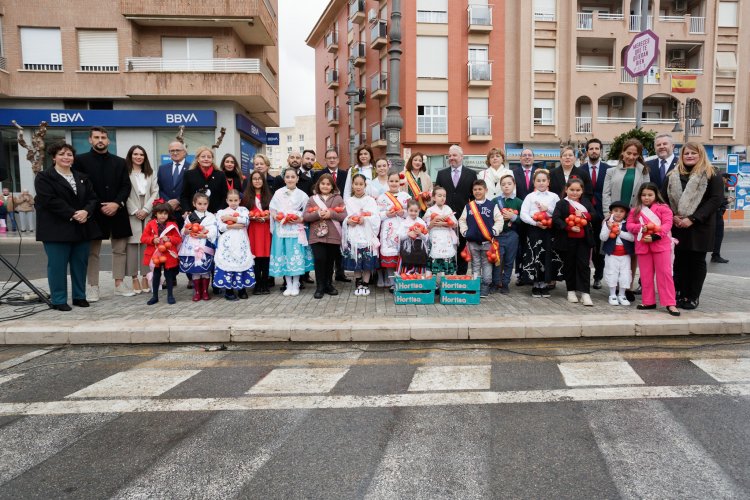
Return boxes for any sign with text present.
[727,154,740,174]
[624,29,659,78]
[0,109,216,128]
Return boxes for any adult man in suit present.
[647,133,677,190]
[313,148,350,282]
[512,149,537,285]
[73,126,132,301]
[274,151,314,195]
[580,138,610,288]
[157,141,189,226]
[436,145,477,275]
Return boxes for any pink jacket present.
[626,202,673,254]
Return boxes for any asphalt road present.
[0,339,749,499]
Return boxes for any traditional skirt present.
[213,268,255,289]
[343,247,378,272]
[269,233,314,277]
[428,257,457,275]
[519,226,564,283]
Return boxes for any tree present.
[607,128,656,161]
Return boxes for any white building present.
[266,115,317,171]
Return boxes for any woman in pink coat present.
[626,182,680,316]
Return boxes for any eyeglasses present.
[168,149,183,153]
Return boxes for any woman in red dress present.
[244,156,273,294]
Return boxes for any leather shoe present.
[592,279,602,289]
[72,299,90,308]
[314,289,324,299]
[324,285,339,296]
[711,255,729,263]
[51,303,72,312]
[335,275,352,283]
[636,304,656,310]
[301,274,314,284]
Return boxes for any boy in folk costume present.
[600,200,635,306]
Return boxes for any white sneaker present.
[282,288,292,297]
[291,285,300,297]
[581,293,593,306]
[114,284,135,297]
[87,285,100,302]
[608,295,619,306]
[567,291,579,303]
[617,295,630,306]
[377,273,385,288]
[363,285,370,296]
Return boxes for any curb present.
[1,312,748,345]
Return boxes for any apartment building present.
[0,0,279,192]
[505,0,750,165]
[307,0,505,175]
[266,115,318,171]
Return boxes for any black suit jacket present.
[180,168,228,214]
[313,168,348,196]
[157,160,187,204]
[34,168,102,242]
[646,157,677,190]
[580,161,610,219]
[512,166,538,200]
[549,166,593,201]
[435,166,477,214]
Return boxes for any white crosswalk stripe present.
[558,361,645,387]
[407,365,491,392]
[0,349,53,371]
[0,374,23,386]
[691,358,750,382]
[65,369,201,398]
[247,367,350,395]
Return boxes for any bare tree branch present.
[12,120,48,175]
[212,127,227,150]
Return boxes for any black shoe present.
[515,279,530,286]
[224,291,238,301]
[335,275,352,283]
[681,299,699,310]
[637,304,656,310]
[167,295,176,305]
[541,286,551,298]
[238,289,248,299]
[252,287,261,296]
[261,286,271,295]
[187,281,193,289]
[213,286,222,295]
[314,289,324,299]
[531,287,542,298]
[324,285,339,296]
[301,274,314,284]
[499,285,510,294]
[666,306,681,316]
[633,285,642,295]
[711,255,729,263]
[72,299,90,308]
[593,279,602,289]
[147,296,158,305]
[51,303,72,311]
[625,290,636,302]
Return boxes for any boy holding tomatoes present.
[599,201,635,306]
[141,201,182,305]
[491,174,523,294]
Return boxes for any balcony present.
[326,69,339,89]
[467,116,492,142]
[351,42,366,67]
[576,64,615,73]
[349,0,366,25]
[621,67,660,84]
[354,88,367,111]
[370,20,388,50]
[325,31,338,53]
[467,4,492,32]
[0,58,9,97]
[468,61,492,87]
[119,0,277,45]
[370,72,388,99]
[629,15,653,31]
[576,12,625,31]
[533,11,556,22]
[575,116,592,134]
[371,122,386,147]
[326,106,339,126]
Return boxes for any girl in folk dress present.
[367,158,390,199]
[397,199,430,278]
[269,167,314,296]
[244,167,272,295]
[376,171,411,289]
[342,173,381,296]
[519,169,564,298]
[141,201,182,305]
[400,152,433,216]
[179,192,217,301]
[213,190,255,300]
[425,185,458,286]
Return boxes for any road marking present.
[0,374,23,386]
[65,369,200,398]
[691,358,750,382]
[2,384,748,415]
[408,365,491,392]
[247,367,351,395]
[558,361,645,386]
[0,349,53,371]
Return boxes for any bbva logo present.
[50,112,84,123]
[165,113,198,123]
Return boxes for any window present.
[0,16,5,61]
[717,2,738,28]
[78,30,119,72]
[325,136,332,150]
[299,146,304,153]
[417,0,448,23]
[299,134,304,142]
[417,36,448,78]
[155,130,213,164]
[287,134,293,142]
[716,52,738,76]
[533,99,554,125]
[468,98,490,135]
[713,103,732,128]
[162,37,213,70]
[533,47,555,73]
[20,27,63,71]
[533,0,556,20]
[287,147,293,154]
[417,91,448,134]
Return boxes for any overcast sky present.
[278,0,329,127]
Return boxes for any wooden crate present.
[394,289,436,305]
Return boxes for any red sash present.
[406,171,427,211]
[469,201,500,265]
[385,192,403,212]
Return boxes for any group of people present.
[0,187,35,233]
[33,127,726,316]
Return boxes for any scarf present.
[666,169,708,217]
[200,166,214,180]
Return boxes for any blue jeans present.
[43,241,90,305]
[468,241,493,293]
[492,230,519,288]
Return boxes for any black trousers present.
[311,243,338,289]
[255,257,269,288]
[712,209,725,256]
[674,249,707,301]
[152,266,177,298]
[457,234,469,275]
[562,239,591,293]
[333,247,346,277]
[590,218,605,280]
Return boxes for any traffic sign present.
[726,174,738,188]
[624,29,659,77]
[727,154,740,174]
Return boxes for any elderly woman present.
[125,145,159,294]
[14,190,35,232]
[662,142,724,310]
[35,142,101,311]
[180,146,228,215]
[477,147,512,200]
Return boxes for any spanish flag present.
[671,74,697,93]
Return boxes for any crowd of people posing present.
[35,127,725,317]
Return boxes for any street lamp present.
[344,57,359,168]
[671,98,704,143]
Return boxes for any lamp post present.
[344,58,359,168]
[671,97,704,144]
[384,0,404,170]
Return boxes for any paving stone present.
[468,318,525,340]
[410,318,469,341]
[230,320,291,342]
[581,319,637,337]
[5,326,70,345]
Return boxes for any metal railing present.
[125,57,276,86]
[629,15,653,31]
[621,67,659,83]
[577,12,593,30]
[0,56,6,71]
[22,63,63,71]
[416,10,448,23]
[597,117,676,125]
[350,42,366,59]
[370,20,387,41]
[665,67,703,74]
[467,4,492,26]
[576,65,615,72]
[326,68,339,85]
[468,61,492,81]
[371,122,385,142]
[467,116,492,136]
[370,72,388,93]
[599,13,624,21]
[324,31,338,48]
[349,0,365,18]
[575,117,592,134]
[80,65,119,72]
[659,15,684,22]
[690,17,705,33]
[534,12,555,21]
[326,106,339,123]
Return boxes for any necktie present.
[332,170,337,183]
[452,168,460,188]
[590,165,597,205]
[660,159,667,184]
[524,169,531,190]
[172,162,180,180]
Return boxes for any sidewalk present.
[1,270,748,344]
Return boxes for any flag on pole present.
[671,74,697,93]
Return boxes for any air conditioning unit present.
[675,0,688,13]
[368,8,378,23]
[611,96,624,108]
[670,49,686,61]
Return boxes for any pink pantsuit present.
[626,203,677,307]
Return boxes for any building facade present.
[266,115,317,171]
[0,0,279,192]
[505,0,750,165]
[307,0,505,176]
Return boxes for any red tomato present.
[332,206,345,213]
[360,211,372,217]
[233,212,239,217]
[609,231,617,239]
[164,241,172,249]
[646,222,655,231]
[580,219,588,226]
[653,225,661,233]
[567,220,575,227]
[157,244,166,253]
[159,256,167,264]
[275,213,285,221]
[152,255,160,264]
